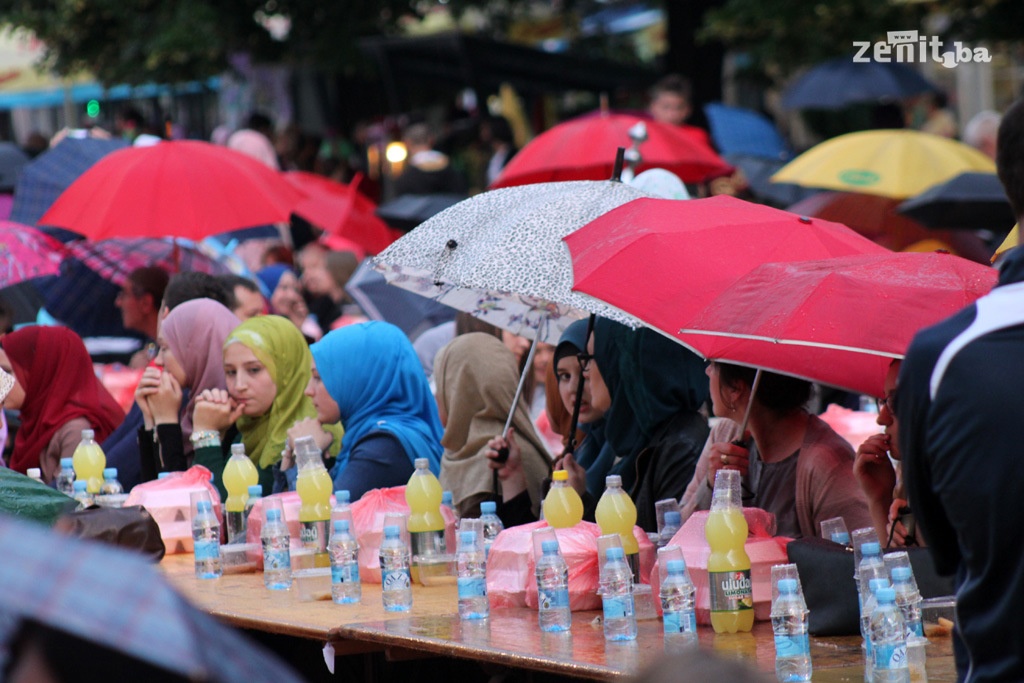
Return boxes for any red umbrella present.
[677,252,996,396]
[38,140,305,241]
[490,112,731,188]
[0,221,67,287]
[565,195,888,334]
[284,171,398,254]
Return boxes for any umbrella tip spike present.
[446,239,458,250]
[798,215,812,224]
[611,148,625,183]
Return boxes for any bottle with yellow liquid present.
[705,469,754,633]
[71,429,106,495]
[405,457,446,558]
[595,474,639,579]
[223,443,259,544]
[295,436,333,567]
[542,470,583,528]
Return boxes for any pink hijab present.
[161,299,241,445]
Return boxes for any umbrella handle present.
[500,336,539,457]
[733,368,762,440]
[565,314,596,456]
[610,148,626,183]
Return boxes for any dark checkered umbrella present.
[68,238,233,286]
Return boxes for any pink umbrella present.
[0,221,67,288]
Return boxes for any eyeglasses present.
[876,391,898,417]
[576,351,594,372]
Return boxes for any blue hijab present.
[256,264,293,299]
[310,321,444,486]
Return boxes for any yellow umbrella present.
[771,129,995,199]
[993,224,1019,262]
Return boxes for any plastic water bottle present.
[479,501,504,559]
[863,578,891,683]
[891,567,923,639]
[660,559,697,647]
[535,540,571,632]
[100,468,123,495]
[71,480,94,509]
[27,468,43,484]
[858,542,888,621]
[600,547,637,641]
[55,458,76,495]
[329,519,361,604]
[261,508,292,590]
[243,485,263,528]
[442,490,456,519]
[192,499,223,580]
[456,529,489,620]
[871,588,910,683]
[659,510,682,547]
[771,578,812,682]
[380,525,412,612]
[331,489,352,532]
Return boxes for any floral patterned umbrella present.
[0,220,67,288]
[373,180,646,342]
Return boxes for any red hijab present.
[2,326,124,473]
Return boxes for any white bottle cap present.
[27,468,41,479]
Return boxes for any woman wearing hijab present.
[292,321,444,500]
[190,315,342,498]
[133,299,241,480]
[256,265,320,341]
[0,327,124,483]
[434,333,552,522]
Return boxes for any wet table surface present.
[163,555,955,680]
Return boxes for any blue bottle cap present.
[157,472,171,480]
[605,547,625,561]
[60,458,73,468]
[869,578,891,593]
[460,530,477,545]
[265,508,281,522]
[73,480,87,491]
[335,490,350,503]
[442,491,453,505]
[777,578,799,594]
[384,525,400,539]
[876,587,896,603]
[334,519,350,533]
[664,511,681,526]
[832,532,851,545]
[196,500,212,513]
[891,566,912,581]
[247,484,263,497]
[480,501,497,514]
[861,542,881,556]
[665,559,686,574]
[541,540,559,554]
[103,468,117,478]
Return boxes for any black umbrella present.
[898,172,1014,230]
[376,193,466,232]
[782,56,939,110]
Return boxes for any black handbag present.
[787,537,955,636]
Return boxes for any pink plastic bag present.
[649,507,790,623]
[487,521,655,612]
[124,465,222,555]
[819,403,883,452]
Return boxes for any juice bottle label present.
[457,577,487,599]
[708,570,753,612]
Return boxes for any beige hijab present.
[434,333,552,518]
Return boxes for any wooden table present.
[162,555,956,681]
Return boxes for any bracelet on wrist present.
[190,430,221,449]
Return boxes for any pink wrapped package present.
[487,521,655,612]
[649,507,790,623]
[819,403,883,451]
[124,465,222,555]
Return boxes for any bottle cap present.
[869,578,891,593]
[335,490,350,504]
[414,458,429,470]
[334,519,350,533]
[777,578,798,594]
[665,559,686,574]
[157,472,171,480]
[60,458,73,468]
[103,468,117,478]
[460,530,477,545]
[384,525,401,539]
[664,510,681,526]
[891,566,912,581]
[876,587,896,603]
[552,470,569,482]
[832,532,851,545]
[73,480,87,491]
[861,542,881,556]
[27,468,41,478]
[196,500,212,513]
[480,501,497,514]
[442,491,453,505]
[247,485,263,497]
[541,540,559,554]
[605,546,625,561]
[605,474,622,488]
[81,429,95,440]
[231,443,245,456]
[266,508,282,522]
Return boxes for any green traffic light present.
[86,100,100,118]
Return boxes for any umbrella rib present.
[676,328,905,358]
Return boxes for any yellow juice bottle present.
[705,469,754,633]
[542,470,583,528]
[223,443,259,543]
[406,458,445,534]
[71,429,106,495]
[595,474,639,554]
[294,437,333,566]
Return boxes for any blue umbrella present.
[0,142,29,192]
[898,172,1014,230]
[345,259,456,339]
[724,154,819,207]
[10,137,128,226]
[704,103,791,160]
[782,57,939,110]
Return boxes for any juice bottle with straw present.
[543,470,583,528]
[405,458,445,556]
[706,469,754,633]
[71,429,106,495]
[223,443,258,543]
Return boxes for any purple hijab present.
[161,298,241,445]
